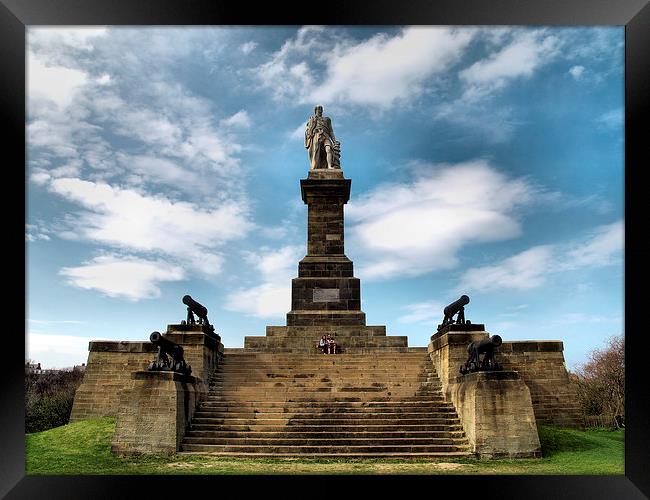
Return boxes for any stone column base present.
[448,371,541,458]
[111,371,199,455]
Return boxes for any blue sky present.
[26,26,623,370]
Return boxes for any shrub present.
[25,365,85,433]
[571,335,624,429]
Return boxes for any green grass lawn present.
[25,418,624,475]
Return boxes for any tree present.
[25,363,85,433]
[573,335,625,428]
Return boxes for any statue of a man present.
[305,105,339,170]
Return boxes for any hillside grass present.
[25,418,624,475]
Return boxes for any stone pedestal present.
[287,169,365,327]
[111,371,199,455]
[253,168,398,352]
[448,371,541,458]
[428,324,488,394]
[164,323,223,389]
[71,324,223,422]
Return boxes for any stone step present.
[197,403,453,413]
[198,400,450,408]
[190,417,461,426]
[177,451,471,458]
[212,373,436,380]
[220,357,431,363]
[192,410,458,419]
[220,355,432,360]
[203,395,444,403]
[180,444,471,454]
[217,364,434,370]
[189,423,464,432]
[184,430,466,439]
[182,437,468,446]
[208,378,438,386]
[208,389,442,398]
[210,380,442,394]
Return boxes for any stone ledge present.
[307,169,345,180]
[429,331,488,351]
[431,324,486,339]
[132,370,196,383]
[452,370,521,384]
[89,341,157,353]
[499,341,564,353]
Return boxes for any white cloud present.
[59,254,186,301]
[240,41,258,54]
[459,30,560,100]
[26,223,51,242]
[46,177,251,275]
[289,122,307,140]
[552,312,623,325]
[225,283,292,319]
[27,332,111,369]
[347,160,541,280]
[96,73,111,85]
[220,110,251,128]
[224,245,303,318]
[561,221,623,270]
[28,50,89,109]
[457,221,623,293]
[29,27,107,51]
[258,26,476,108]
[457,245,555,293]
[569,65,585,79]
[397,300,445,324]
[596,108,623,130]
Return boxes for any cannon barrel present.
[149,331,182,355]
[182,294,208,318]
[444,295,470,316]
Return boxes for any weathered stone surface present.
[497,341,584,428]
[428,329,584,429]
[448,371,541,458]
[69,342,155,423]
[245,325,407,352]
[70,330,223,422]
[180,350,472,457]
[111,371,199,455]
[432,323,486,337]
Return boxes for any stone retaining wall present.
[497,341,584,428]
[428,327,584,429]
[448,371,541,458]
[69,341,155,423]
[70,325,223,422]
[111,371,199,455]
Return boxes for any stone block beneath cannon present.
[448,371,541,458]
[111,371,199,455]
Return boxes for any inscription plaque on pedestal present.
[313,289,340,302]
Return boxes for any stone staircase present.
[179,349,471,458]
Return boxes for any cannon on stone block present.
[438,295,470,331]
[460,334,503,375]
[147,331,192,375]
[182,295,210,326]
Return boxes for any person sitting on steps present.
[326,334,337,354]
[319,335,328,354]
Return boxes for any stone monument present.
[244,106,408,352]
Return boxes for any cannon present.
[438,295,470,331]
[460,334,503,375]
[182,295,210,326]
[147,331,192,375]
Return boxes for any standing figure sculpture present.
[305,105,340,170]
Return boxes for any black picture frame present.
[5,0,648,498]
